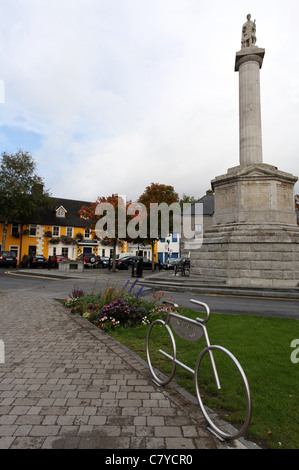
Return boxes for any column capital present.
[235,46,265,71]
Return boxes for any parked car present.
[0,251,17,268]
[51,254,70,268]
[115,256,134,270]
[164,258,180,270]
[99,257,110,268]
[115,256,162,270]
[21,254,47,268]
[77,253,100,268]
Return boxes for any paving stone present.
[0,290,247,450]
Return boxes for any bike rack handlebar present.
[190,299,210,324]
[162,299,210,324]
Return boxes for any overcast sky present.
[1,0,298,203]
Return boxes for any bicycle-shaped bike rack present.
[146,299,252,440]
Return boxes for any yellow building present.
[0,197,126,264]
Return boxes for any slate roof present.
[189,193,214,216]
[32,197,93,227]
[0,197,94,228]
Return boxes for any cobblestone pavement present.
[0,290,254,450]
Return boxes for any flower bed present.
[63,282,170,332]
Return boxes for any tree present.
[79,194,134,272]
[138,183,179,270]
[0,150,51,254]
[179,193,199,211]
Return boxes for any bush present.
[63,282,168,331]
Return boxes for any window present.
[102,249,105,257]
[56,207,66,217]
[53,226,60,237]
[172,233,178,242]
[29,224,37,236]
[10,246,19,259]
[61,247,68,257]
[66,227,73,237]
[11,223,19,236]
[84,228,90,238]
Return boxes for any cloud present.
[0,0,298,203]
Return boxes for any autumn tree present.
[0,150,51,253]
[79,194,134,271]
[137,183,180,270]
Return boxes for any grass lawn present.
[108,308,299,449]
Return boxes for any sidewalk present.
[0,290,257,450]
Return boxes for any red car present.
[51,254,70,268]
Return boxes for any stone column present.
[235,47,265,166]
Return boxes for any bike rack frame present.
[146,299,252,440]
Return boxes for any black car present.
[99,257,110,268]
[21,254,47,268]
[115,256,134,270]
[115,256,162,270]
[0,251,17,267]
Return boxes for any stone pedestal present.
[58,261,84,272]
[212,163,297,226]
[191,224,299,288]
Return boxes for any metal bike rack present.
[146,299,252,440]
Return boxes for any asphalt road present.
[1,267,299,320]
[0,267,113,300]
[150,291,299,320]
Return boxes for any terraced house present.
[0,185,186,265]
[0,197,126,264]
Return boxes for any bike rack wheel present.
[194,345,252,440]
[146,320,176,386]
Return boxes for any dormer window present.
[56,206,67,218]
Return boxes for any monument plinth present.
[190,15,299,288]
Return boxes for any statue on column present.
[241,14,256,48]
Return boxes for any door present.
[29,246,36,255]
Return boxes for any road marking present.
[154,289,299,302]
[190,292,299,302]
[5,271,62,281]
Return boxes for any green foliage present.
[63,283,163,331]
[109,309,299,449]
[0,150,52,248]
